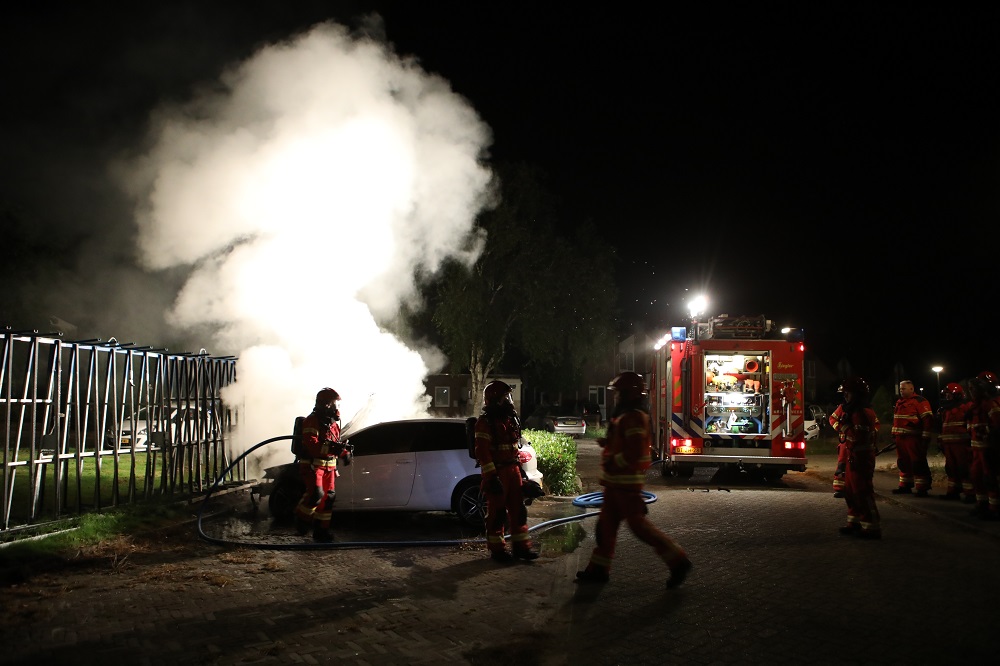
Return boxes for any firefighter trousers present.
[970,445,1000,515]
[942,442,974,498]
[295,464,337,529]
[483,465,533,555]
[844,455,879,533]
[585,486,686,575]
[894,436,931,492]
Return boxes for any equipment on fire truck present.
[648,314,809,480]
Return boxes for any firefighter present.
[967,371,1000,520]
[829,376,881,539]
[890,379,934,495]
[936,382,975,502]
[294,387,353,542]
[576,372,692,587]
[474,380,538,562]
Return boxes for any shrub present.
[522,429,579,496]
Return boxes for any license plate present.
[120,437,131,445]
[563,420,577,425]
[675,446,701,455]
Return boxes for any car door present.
[338,421,416,508]
[407,421,477,509]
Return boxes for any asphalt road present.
[1,438,997,665]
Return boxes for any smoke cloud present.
[119,21,493,462]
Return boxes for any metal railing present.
[1,328,240,534]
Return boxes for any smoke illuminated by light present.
[120,21,493,465]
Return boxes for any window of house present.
[434,386,450,407]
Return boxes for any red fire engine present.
[648,314,808,480]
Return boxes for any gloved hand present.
[834,462,846,476]
[487,475,503,495]
[342,452,352,466]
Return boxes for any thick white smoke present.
[120,21,492,462]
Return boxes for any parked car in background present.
[259,418,543,527]
[807,404,828,427]
[803,418,820,441]
[523,405,587,438]
[115,403,220,450]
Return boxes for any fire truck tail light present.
[783,441,807,451]
[670,438,692,449]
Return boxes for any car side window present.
[350,422,417,456]
[416,422,465,452]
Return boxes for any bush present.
[522,429,578,496]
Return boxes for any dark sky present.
[2,2,999,391]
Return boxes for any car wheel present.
[455,479,486,527]
[267,475,303,524]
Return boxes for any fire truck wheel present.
[673,464,695,479]
[762,469,786,482]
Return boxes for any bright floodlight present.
[931,366,943,373]
[689,295,707,319]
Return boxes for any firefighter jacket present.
[891,395,933,441]
[474,414,520,478]
[600,408,652,490]
[300,412,344,468]
[968,396,1000,449]
[938,402,973,447]
[829,404,879,458]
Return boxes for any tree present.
[424,161,616,415]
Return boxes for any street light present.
[932,366,943,398]
[689,295,707,342]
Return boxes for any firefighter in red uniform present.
[890,379,934,495]
[967,371,1000,520]
[935,382,975,502]
[474,380,538,562]
[829,377,881,538]
[294,387,353,542]
[576,372,692,587]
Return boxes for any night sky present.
[3,2,999,392]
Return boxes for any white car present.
[803,418,820,441]
[260,418,544,527]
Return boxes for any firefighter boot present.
[891,486,912,495]
[575,567,610,584]
[312,526,334,543]
[490,550,514,563]
[839,523,861,536]
[295,517,311,536]
[667,557,693,589]
[513,549,539,561]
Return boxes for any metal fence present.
[1,328,241,535]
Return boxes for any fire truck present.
[648,314,808,480]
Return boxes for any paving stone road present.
[1,442,997,665]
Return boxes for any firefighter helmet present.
[941,382,966,403]
[970,371,999,398]
[315,387,340,407]
[315,387,341,420]
[608,372,647,400]
[838,376,870,401]
[483,380,514,407]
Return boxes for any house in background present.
[423,374,523,418]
